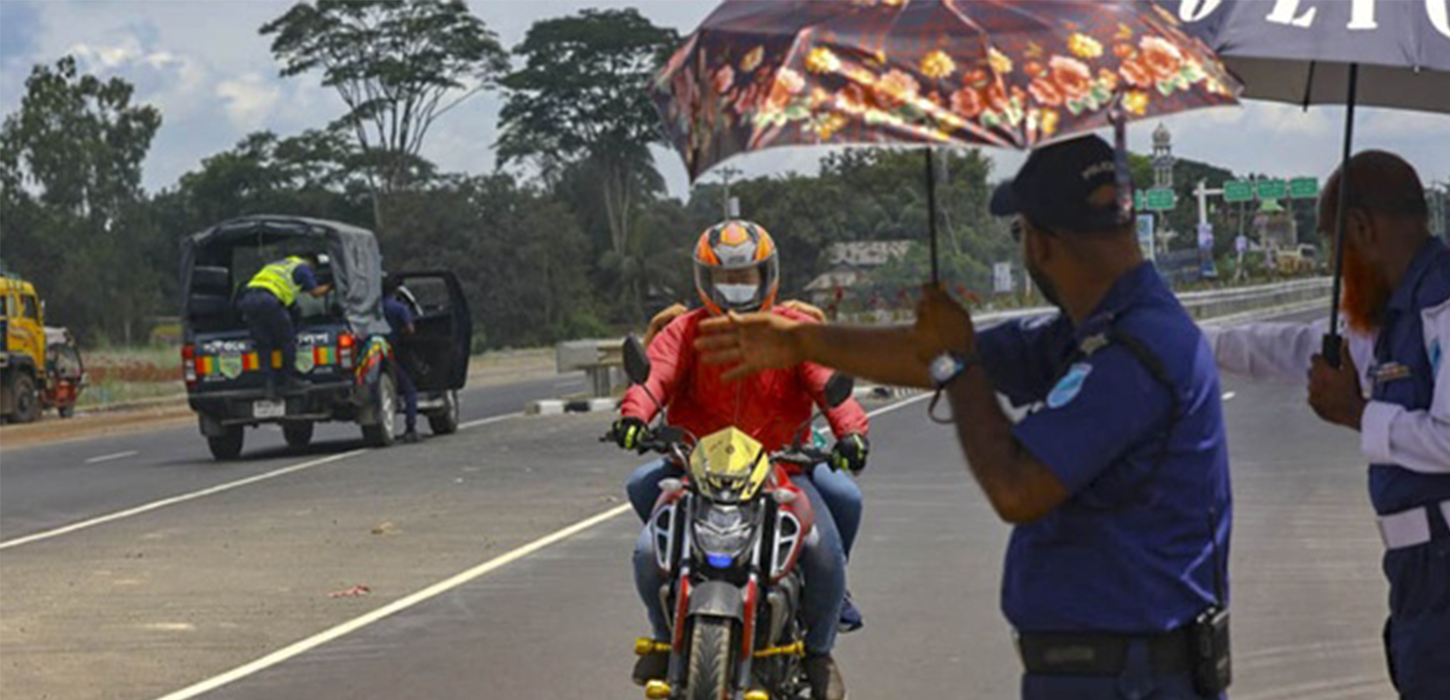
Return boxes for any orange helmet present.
[693,219,779,315]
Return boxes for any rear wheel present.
[11,374,40,424]
[207,426,245,460]
[685,617,735,700]
[361,372,398,447]
[428,390,460,435]
[283,422,314,448]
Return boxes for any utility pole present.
[716,166,742,219]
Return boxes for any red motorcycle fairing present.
[767,464,815,584]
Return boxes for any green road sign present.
[1145,187,1176,211]
[1223,180,1253,202]
[1289,176,1319,199]
[1256,179,1288,201]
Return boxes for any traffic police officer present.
[238,253,332,393]
[382,275,421,444]
[696,136,1233,699]
[1207,151,1449,699]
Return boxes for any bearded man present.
[1205,150,1450,699]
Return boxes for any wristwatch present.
[929,350,977,389]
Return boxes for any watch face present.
[930,354,958,384]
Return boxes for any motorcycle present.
[612,336,854,700]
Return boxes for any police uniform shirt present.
[976,262,1233,634]
[1205,238,1450,514]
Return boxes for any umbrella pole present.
[1323,63,1359,367]
[925,147,940,285]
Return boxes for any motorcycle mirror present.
[623,335,651,386]
[823,373,855,408]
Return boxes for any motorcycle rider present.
[638,297,868,635]
[612,220,867,700]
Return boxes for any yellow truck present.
[1,273,47,423]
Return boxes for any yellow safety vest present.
[247,256,306,306]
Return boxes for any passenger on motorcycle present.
[612,220,868,700]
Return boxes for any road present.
[0,310,1396,700]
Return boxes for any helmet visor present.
[695,258,777,313]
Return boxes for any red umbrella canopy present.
[654,0,1240,182]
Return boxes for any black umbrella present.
[1182,0,1450,363]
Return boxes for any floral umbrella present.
[653,0,1241,280]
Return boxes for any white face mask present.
[716,284,758,305]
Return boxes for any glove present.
[612,417,651,452]
[830,434,870,474]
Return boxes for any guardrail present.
[555,278,1332,399]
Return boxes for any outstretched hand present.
[695,311,806,381]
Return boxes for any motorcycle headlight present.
[692,503,757,566]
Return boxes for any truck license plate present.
[252,400,286,418]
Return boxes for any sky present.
[2,0,1449,201]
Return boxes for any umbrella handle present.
[1108,100,1132,227]
[925,147,939,285]
[1323,63,1360,370]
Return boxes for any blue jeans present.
[238,290,297,382]
[1021,640,1224,699]
[626,459,863,560]
[633,474,846,655]
[394,361,418,431]
[1381,509,1450,700]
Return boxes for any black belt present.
[1017,628,1193,676]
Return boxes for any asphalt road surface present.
[0,309,1397,700]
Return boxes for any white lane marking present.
[85,450,139,464]
[0,413,524,551]
[1222,391,1237,401]
[146,394,929,700]
[150,504,635,700]
[0,450,366,551]
[866,391,930,418]
[458,412,521,431]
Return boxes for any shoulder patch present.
[1047,362,1093,409]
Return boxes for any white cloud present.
[216,73,282,130]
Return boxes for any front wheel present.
[283,422,314,448]
[10,373,40,424]
[428,390,460,435]
[685,617,735,700]
[361,372,398,447]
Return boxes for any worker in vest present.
[239,253,333,394]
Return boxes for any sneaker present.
[402,429,421,444]
[838,591,863,634]
[632,650,669,687]
[804,653,846,700]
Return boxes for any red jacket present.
[621,307,869,460]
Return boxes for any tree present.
[0,56,164,344]
[154,128,374,240]
[497,9,679,320]
[260,0,508,227]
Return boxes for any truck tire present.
[207,426,245,460]
[283,422,314,448]
[10,373,40,424]
[361,372,398,448]
[428,390,460,436]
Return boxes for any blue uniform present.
[239,264,319,383]
[977,263,1232,699]
[1365,239,1450,700]
[383,297,418,432]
